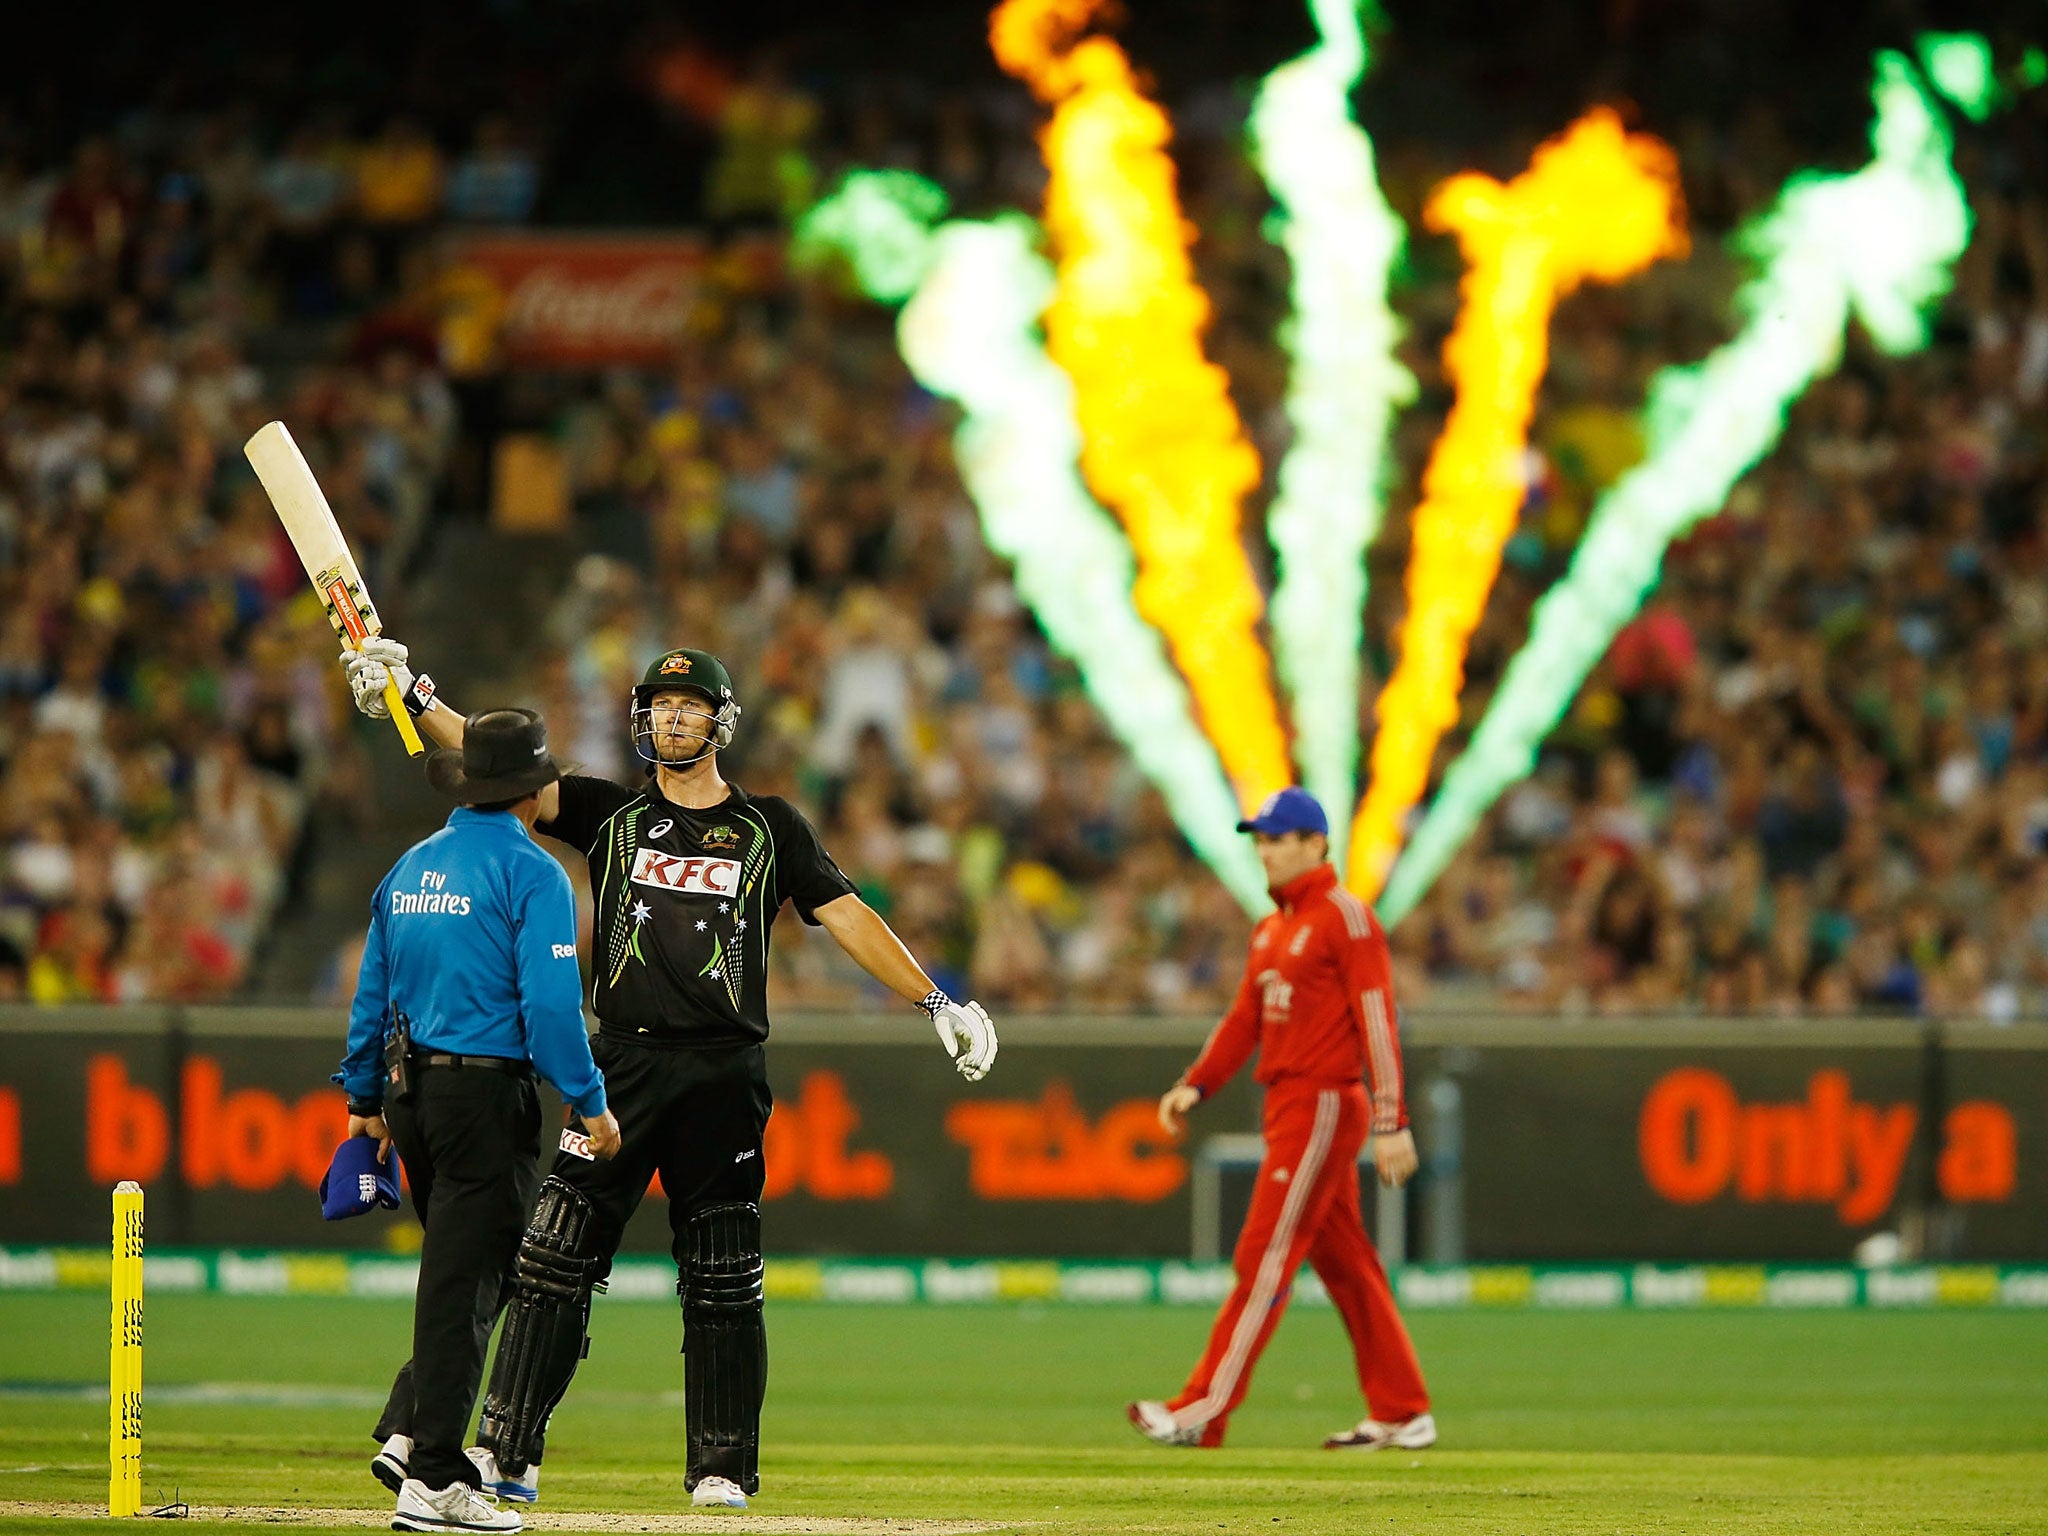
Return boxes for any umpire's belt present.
[412,1052,532,1076]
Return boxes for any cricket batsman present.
[342,638,997,1511]
[1126,787,1434,1451]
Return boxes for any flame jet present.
[795,175,1270,911]
[1348,108,1686,899]
[991,0,1291,808]
[1249,0,1414,863]
[1378,46,1977,924]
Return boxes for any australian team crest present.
[701,824,742,853]
[659,654,693,675]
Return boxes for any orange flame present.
[991,0,1290,807]
[1348,108,1686,898]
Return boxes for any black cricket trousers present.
[375,1062,541,1489]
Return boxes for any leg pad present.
[681,1202,765,1495]
[478,1178,602,1475]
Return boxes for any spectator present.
[446,117,539,226]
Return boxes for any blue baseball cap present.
[1236,787,1329,837]
[319,1135,402,1220]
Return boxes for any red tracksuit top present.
[1182,863,1408,1134]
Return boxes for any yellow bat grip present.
[384,678,426,756]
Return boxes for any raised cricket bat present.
[244,421,425,756]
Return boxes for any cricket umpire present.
[336,707,622,1535]
[341,639,998,1511]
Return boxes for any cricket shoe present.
[1125,1400,1204,1447]
[1322,1411,1437,1451]
[690,1475,749,1509]
[372,1435,413,1493]
[392,1478,522,1533]
[466,1447,539,1504]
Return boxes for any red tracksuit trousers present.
[1167,1080,1429,1444]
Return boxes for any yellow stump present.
[109,1182,143,1517]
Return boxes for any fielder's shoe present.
[392,1478,522,1533]
[466,1448,539,1504]
[1126,1399,1204,1447]
[1322,1411,1437,1451]
[372,1435,413,1493]
[689,1475,749,1510]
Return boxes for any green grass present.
[2,1294,2045,1533]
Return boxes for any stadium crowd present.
[0,115,460,1001]
[3,7,2046,1019]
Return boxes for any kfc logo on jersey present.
[630,846,741,896]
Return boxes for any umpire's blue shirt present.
[336,808,608,1119]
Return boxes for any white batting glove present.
[923,991,997,1082]
[342,637,415,720]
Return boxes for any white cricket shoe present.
[392,1478,522,1533]
[690,1475,749,1509]
[372,1435,413,1493]
[1125,1399,1204,1447]
[466,1448,539,1504]
[1322,1411,1437,1451]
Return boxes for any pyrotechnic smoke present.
[1378,47,1975,923]
[1249,0,1413,861]
[1346,108,1686,899]
[798,173,1270,910]
[991,0,1291,808]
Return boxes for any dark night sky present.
[5,0,2038,198]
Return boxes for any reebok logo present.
[551,943,577,959]
[630,848,741,896]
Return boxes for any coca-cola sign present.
[441,233,782,370]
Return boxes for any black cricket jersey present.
[538,775,856,1046]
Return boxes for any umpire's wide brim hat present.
[425,707,562,804]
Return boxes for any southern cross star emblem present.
[736,918,748,932]
[695,920,708,932]
[719,901,730,913]
[631,900,652,925]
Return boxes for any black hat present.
[426,708,561,804]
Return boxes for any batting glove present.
[342,637,436,720]
[923,991,997,1082]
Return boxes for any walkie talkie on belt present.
[385,1012,415,1104]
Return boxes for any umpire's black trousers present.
[375,1063,541,1490]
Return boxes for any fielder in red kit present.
[1127,787,1434,1452]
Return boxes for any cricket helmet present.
[630,647,741,766]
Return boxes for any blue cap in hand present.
[320,1135,402,1220]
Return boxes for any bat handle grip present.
[384,678,426,757]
